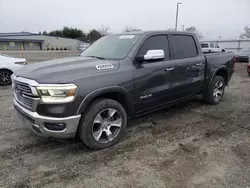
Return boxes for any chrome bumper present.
[14,99,81,138]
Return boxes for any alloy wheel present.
[0,71,11,85]
[92,108,122,143]
[213,80,224,101]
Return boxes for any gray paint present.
[14,31,235,118]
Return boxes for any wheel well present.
[89,92,132,117]
[215,69,228,84]
[0,69,13,74]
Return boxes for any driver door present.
[133,35,176,113]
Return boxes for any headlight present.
[36,84,77,104]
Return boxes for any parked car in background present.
[201,42,226,53]
[236,47,250,62]
[12,31,235,150]
[0,53,26,85]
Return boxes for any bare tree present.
[88,29,102,43]
[239,26,250,39]
[185,26,204,40]
[123,26,141,32]
[98,25,110,36]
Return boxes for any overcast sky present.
[0,0,249,39]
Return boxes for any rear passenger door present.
[169,34,205,99]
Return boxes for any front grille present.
[13,80,32,95]
[13,79,37,109]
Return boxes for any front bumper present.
[14,99,81,138]
[236,56,249,62]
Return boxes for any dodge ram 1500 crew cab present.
[12,31,235,150]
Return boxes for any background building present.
[0,32,88,51]
[201,39,250,52]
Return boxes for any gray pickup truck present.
[12,31,235,150]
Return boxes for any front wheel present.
[0,70,12,86]
[78,98,127,150]
[203,76,225,105]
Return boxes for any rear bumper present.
[14,99,81,138]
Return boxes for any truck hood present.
[15,56,120,84]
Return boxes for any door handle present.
[165,67,175,71]
[195,62,203,66]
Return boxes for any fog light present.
[44,122,66,131]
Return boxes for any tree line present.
[40,25,250,43]
[41,26,141,43]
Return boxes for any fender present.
[76,86,135,116]
[0,67,14,73]
[208,65,228,87]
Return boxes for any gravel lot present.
[0,63,250,188]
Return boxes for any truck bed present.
[204,52,235,85]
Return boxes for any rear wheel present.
[0,70,12,86]
[203,76,225,105]
[78,98,127,150]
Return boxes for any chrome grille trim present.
[12,75,40,111]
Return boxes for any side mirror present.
[136,50,165,62]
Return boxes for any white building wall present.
[201,39,250,52]
[0,35,85,51]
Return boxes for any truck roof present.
[118,30,194,36]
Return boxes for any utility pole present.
[175,2,182,31]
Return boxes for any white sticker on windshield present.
[119,35,135,39]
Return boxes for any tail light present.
[15,61,26,65]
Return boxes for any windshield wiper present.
[86,56,106,60]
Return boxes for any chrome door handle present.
[195,63,203,66]
[165,67,175,71]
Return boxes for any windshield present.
[201,43,209,48]
[240,47,250,52]
[80,35,139,60]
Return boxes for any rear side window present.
[171,35,198,59]
[210,43,214,48]
[201,43,209,48]
[137,35,170,60]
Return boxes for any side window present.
[210,43,214,48]
[171,35,198,59]
[137,35,170,60]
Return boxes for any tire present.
[0,70,12,86]
[248,72,250,76]
[203,76,225,105]
[78,98,127,150]
[209,50,212,53]
[222,49,225,52]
